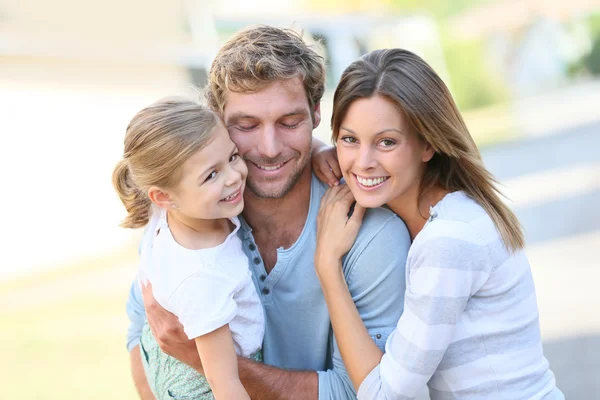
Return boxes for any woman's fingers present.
[327,157,342,183]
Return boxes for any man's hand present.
[141,282,203,372]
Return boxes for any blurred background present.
[1,0,599,398]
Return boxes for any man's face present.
[223,77,320,199]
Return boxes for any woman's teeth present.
[356,176,388,187]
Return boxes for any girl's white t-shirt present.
[138,206,264,358]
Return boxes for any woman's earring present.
[171,204,178,209]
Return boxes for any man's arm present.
[140,283,318,399]
[130,345,156,400]
[238,357,318,400]
[126,282,155,399]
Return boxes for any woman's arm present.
[314,184,379,390]
[195,324,250,400]
[316,260,384,391]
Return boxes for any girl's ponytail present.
[112,159,151,229]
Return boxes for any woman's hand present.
[315,185,365,281]
[312,143,342,187]
[141,282,203,373]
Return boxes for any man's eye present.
[341,136,357,144]
[229,153,239,162]
[281,122,300,129]
[205,171,217,182]
[237,125,257,132]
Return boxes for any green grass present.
[0,245,141,399]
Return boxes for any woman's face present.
[335,95,434,209]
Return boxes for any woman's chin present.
[353,195,387,210]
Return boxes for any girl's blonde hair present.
[113,97,218,229]
[332,49,524,252]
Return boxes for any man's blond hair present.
[207,25,326,119]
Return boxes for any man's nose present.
[257,124,283,159]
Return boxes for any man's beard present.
[245,150,311,199]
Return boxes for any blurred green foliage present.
[442,37,510,110]
[393,0,509,110]
[585,12,600,75]
[392,0,490,19]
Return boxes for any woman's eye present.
[340,136,357,144]
[205,171,217,182]
[229,153,239,162]
[380,139,396,147]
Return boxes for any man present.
[126,25,410,399]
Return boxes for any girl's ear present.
[422,141,435,163]
[148,186,175,209]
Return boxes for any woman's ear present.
[421,141,435,163]
[148,186,175,209]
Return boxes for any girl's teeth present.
[224,191,238,201]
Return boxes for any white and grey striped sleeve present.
[358,220,496,399]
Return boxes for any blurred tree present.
[392,0,491,19]
[442,35,510,110]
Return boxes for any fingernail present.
[334,181,339,186]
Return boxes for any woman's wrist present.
[315,255,345,285]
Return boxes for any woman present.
[314,49,563,399]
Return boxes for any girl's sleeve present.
[358,221,497,399]
[168,272,239,340]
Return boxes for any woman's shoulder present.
[411,192,509,266]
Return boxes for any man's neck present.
[242,167,312,245]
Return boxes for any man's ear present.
[422,141,435,163]
[148,186,175,209]
[312,102,322,129]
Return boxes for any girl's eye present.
[341,136,357,144]
[380,139,396,147]
[205,171,217,182]
[229,153,239,162]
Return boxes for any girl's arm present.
[195,324,250,400]
[311,137,342,187]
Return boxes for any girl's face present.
[169,123,248,220]
[336,95,434,209]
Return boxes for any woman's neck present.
[387,184,450,241]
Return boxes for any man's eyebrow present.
[226,109,309,124]
[340,126,404,136]
[281,108,310,118]
[225,113,256,125]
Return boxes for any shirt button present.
[248,243,256,251]
[259,274,267,282]
[376,334,382,339]
[253,257,261,265]
[262,288,270,295]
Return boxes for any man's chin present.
[246,179,293,199]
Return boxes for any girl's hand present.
[312,144,342,187]
[315,185,365,280]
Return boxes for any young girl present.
[113,98,264,400]
[313,49,564,399]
